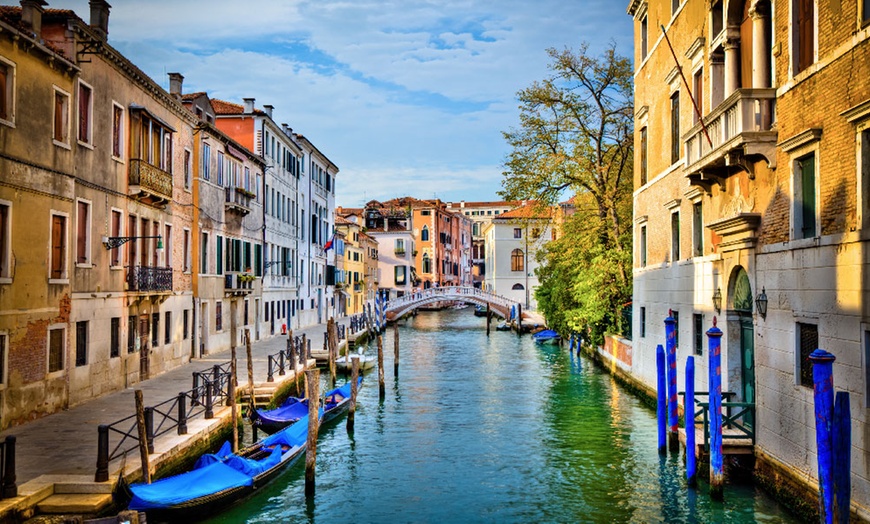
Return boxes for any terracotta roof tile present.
[181,92,208,101]
[497,202,554,219]
[211,98,267,116]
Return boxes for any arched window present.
[422,253,431,274]
[512,283,524,290]
[421,225,429,241]
[511,249,524,272]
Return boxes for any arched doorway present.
[728,266,755,428]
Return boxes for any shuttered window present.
[798,154,816,239]
[75,321,87,367]
[0,62,8,121]
[0,203,8,277]
[50,215,66,279]
[78,83,92,144]
[76,201,89,264]
[54,91,68,143]
[670,92,680,163]
[110,317,120,358]
[796,0,814,74]
[49,328,64,372]
[798,322,818,388]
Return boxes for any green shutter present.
[255,244,262,276]
[800,155,816,239]
[216,236,223,274]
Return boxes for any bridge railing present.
[385,286,514,314]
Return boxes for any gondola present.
[249,379,359,435]
[125,413,312,522]
[495,321,511,331]
[473,305,488,317]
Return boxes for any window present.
[109,209,122,267]
[128,315,136,353]
[184,149,192,189]
[421,226,429,241]
[183,310,189,340]
[217,152,225,186]
[511,249,524,272]
[164,224,172,268]
[794,0,815,75]
[50,213,67,280]
[112,103,124,159]
[75,321,87,367]
[692,202,703,257]
[671,212,681,262]
[672,310,680,349]
[202,143,211,180]
[53,87,70,146]
[422,253,431,273]
[244,300,249,325]
[692,69,703,123]
[864,0,870,24]
[183,228,191,272]
[76,200,90,265]
[640,15,648,60]
[639,127,648,185]
[512,283,524,290]
[152,312,159,346]
[110,317,120,358]
[862,127,870,228]
[164,311,171,345]
[395,266,407,285]
[0,333,6,386]
[672,0,680,15]
[640,225,647,267]
[127,215,137,267]
[670,91,681,164]
[640,307,646,338]
[421,210,431,216]
[130,109,172,172]
[48,327,64,373]
[395,239,405,255]
[798,322,818,388]
[531,228,541,239]
[77,81,93,145]
[216,301,223,331]
[513,228,522,239]
[0,58,14,125]
[0,201,10,279]
[795,153,817,239]
[201,232,209,274]
[693,313,703,355]
[472,222,480,236]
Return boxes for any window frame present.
[0,55,16,127]
[0,199,11,283]
[47,324,66,375]
[670,90,681,164]
[77,80,94,147]
[0,332,7,388]
[52,86,71,149]
[111,101,125,161]
[513,228,522,239]
[671,210,681,262]
[791,0,817,77]
[183,148,192,190]
[511,248,524,272]
[75,198,92,267]
[75,320,88,367]
[49,210,69,283]
[109,208,123,268]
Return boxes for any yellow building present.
[336,215,366,315]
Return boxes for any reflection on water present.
[205,309,797,524]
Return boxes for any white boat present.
[336,353,376,372]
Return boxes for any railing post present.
[144,407,155,454]
[205,379,214,419]
[279,348,286,376]
[707,317,724,500]
[810,349,836,523]
[267,356,275,382]
[191,372,200,406]
[95,427,109,482]
[685,356,697,487]
[212,365,221,402]
[177,392,188,435]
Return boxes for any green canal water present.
[205,308,798,523]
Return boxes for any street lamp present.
[712,287,722,313]
[755,287,768,319]
[101,235,163,250]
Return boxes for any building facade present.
[447,200,519,287]
[629,0,870,515]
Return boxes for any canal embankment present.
[0,319,358,523]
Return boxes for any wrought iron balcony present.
[683,88,777,189]
[225,187,253,216]
[225,272,256,295]
[127,266,172,293]
[128,159,173,207]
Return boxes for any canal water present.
[206,308,798,523]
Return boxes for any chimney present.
[89,0,111,41]
[281,123,289,135]
[168,72,184,99]
[20,0,47,37]
[243,98,255,114]
[263,104,274,118]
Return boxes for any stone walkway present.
[0,319,349,487]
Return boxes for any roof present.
[181,92,208,101]
[447,200,521,209]
[496,202,554,220]
[0,6,77,59]
[334,215,354,226]
[211,98,267,116]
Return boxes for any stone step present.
[54,481,113,495]
[37,493,113,514]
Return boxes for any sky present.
[49,0,634,208]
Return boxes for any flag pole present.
[660,25,713,149]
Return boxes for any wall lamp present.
[712,287,722,313]
[755,287,768,319]
[102,235,163,250]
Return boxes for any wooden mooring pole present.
[707,318,724,500]
[810,349,836,522]
[393,322,399,377]
[246,329,254,406]
[685,356,696,487]
[664,311,679,452]
[231,344,238,453]
[656,345,666,456]
[305,369,320,498]
[833,391,851,524]
[347,356,360,432]
[486,303,491,336]
[377,335,385,399]
[328,318,337,386]
[134,390,151,484]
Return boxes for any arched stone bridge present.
[385,286,516,321]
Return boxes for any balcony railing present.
[683,88,777,176]
[128,159,173,206]
[127,266,172,293]
[225,272,255,295]
[394,248,405,256]
[225,187,253,216]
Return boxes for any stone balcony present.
[225,187,253,216]
[225,271,256,296]
[683,88,777,191]
[128,159,172,208]
[127,266,172,293]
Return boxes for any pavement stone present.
[0,319,351,486]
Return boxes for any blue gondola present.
[532,329,561,345]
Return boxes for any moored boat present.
[250,380,359,435]
[336,353,376,372]
[496,321,511,331]
[473,305,487,317]
[532,329,561,345]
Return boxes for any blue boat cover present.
[256,398,310,425]
[128,461,253,510]
[192,440,233,469]
[261,413,315,448]
[224,446,282,477]
[533,329,559,339]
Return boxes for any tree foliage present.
[500,42,634,344]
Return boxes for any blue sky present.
[51,0,634,207]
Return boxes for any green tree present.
[501,42,633,345]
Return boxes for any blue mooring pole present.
[707,317,724,500]
[833,391,851,524]
[656,344,667,455]
[810,349,836,524]
[685,356,696,487]
[665,310,678,451]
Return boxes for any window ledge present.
[53,140,71,150]
[0,277,10,284]
[0,118,15,129]
[110,265,124,271]
[48,278,70,285]
[76,263,94,269]
[112,155,125,164]
[77,140,94,151]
